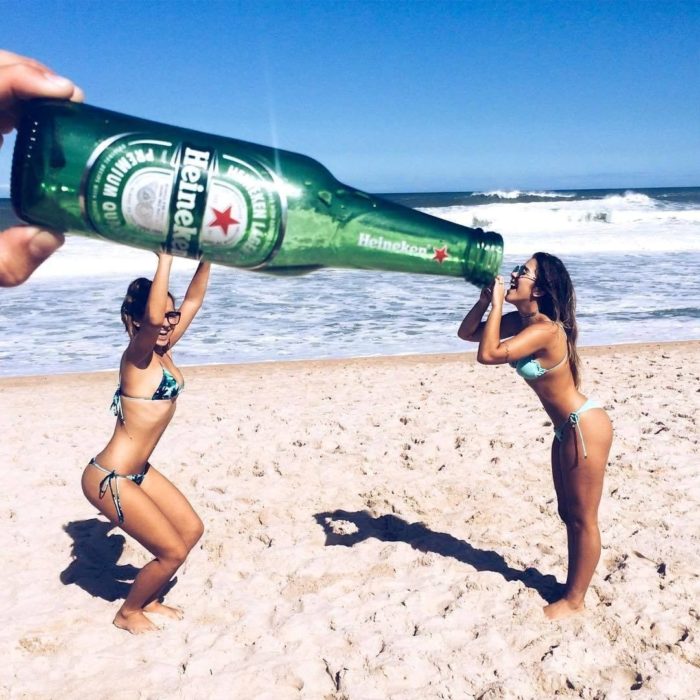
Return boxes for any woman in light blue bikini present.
[81,252,210,634]
[458,252,612,620]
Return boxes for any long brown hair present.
[532,252,581,387]
[120,278,175,338]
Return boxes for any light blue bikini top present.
[111,366,184,423]
[510,352,568,381]
[510,322,568,381]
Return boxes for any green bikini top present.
[110,366,184,423]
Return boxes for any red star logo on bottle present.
[432,246,449,263]
[209,206,239,236]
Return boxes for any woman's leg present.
[82,465,190,634]
[550,439,575,591]
[544,409,612,620]
[139,465,204,552]
[137,465,204,615]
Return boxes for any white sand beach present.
[1,341,698,699]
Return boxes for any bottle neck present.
[332,194,503,283]
[267,190,502,283]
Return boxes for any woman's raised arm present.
[458,280,522,343]
[124,253,173,364]
[169,261,211,346]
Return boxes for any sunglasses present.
[164,311,181,326]
[512,264,536,282]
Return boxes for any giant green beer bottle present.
[12,100,503,285]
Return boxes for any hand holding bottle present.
[0,50,82,286]
[479,280,495,305]
[490,275,506,308]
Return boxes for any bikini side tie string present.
[98,469,125,523]
[90,458,148,523]
[569,411,588,459]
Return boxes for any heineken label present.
[84,135,283,265]
[357,232,450,264]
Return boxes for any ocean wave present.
[27,236,203,279]
[596,307,700,321]
[420,192,700,255]
[599,191,656,207]
[475,189,576,200]
[3,251,699,377]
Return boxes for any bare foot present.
[543,598,585,620]
[113,609,159,634]
[143,600,184,620]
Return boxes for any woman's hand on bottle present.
[490,275,506,308]
[479,280,494,305]
[0,50,82,287]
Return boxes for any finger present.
[0,49,52,73]
[0,51,82,103]
[71,84,85,103]
[0,62,82,112]
[0,226,64,287]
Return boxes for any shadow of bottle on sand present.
[60,518,175,602]
[314,509,563,604]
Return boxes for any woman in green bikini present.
[458,252,613,620]
[81,252,211,633]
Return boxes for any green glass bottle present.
[12,100,503,285]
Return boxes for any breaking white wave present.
[474,190,577,199]
[422,191,700,256]
[25,236,201,279]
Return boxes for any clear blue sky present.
[1,0,699,192]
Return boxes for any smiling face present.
[126,290,180,349]
[505,257,538,303]
[153,300,183,350]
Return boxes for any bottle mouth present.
[10,107,31,220]
[463,229,504,287]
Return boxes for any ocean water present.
[1,187,699,377]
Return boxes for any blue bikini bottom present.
[553,399,600,458]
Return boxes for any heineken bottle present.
[11,100,503,285]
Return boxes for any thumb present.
[0,226,64,286]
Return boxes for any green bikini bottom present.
[90,458,150,524]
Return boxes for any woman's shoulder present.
[531,318,562,334]
[159,351,179,371]
[516,319,562,352]
[518,319,559,335]
[122,347,156,372]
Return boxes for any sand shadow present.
[60,518,175,602]
[314,509,563,603]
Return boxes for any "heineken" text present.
[357,232,428,256]
[170,146,211,252]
